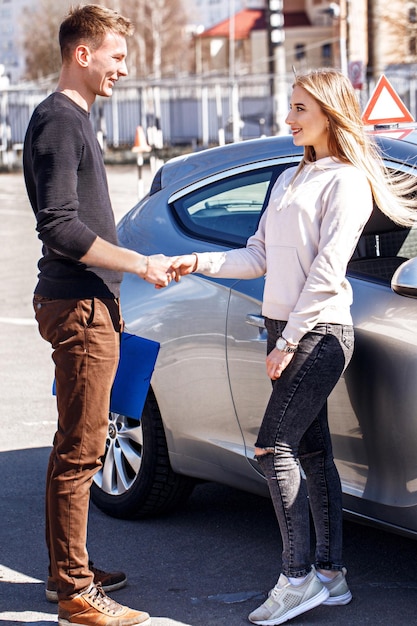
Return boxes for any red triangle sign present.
[362,75,414,125]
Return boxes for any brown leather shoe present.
[46,560,127,603]
[58,583,151,626]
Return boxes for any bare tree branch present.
[21,0,192,82]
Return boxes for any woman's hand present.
[153,254,198,289]
[171,254,198,276]
[266,347,294,380]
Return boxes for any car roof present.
[153,129,417,196]
[374,128,417,163]
[155,135,301,193]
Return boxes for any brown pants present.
[33,295,122,600]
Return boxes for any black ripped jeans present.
[256,319,354,578]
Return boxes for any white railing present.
[1,71,416,167]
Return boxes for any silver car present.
[91,132,417,540]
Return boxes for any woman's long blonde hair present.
[292,68,416,226]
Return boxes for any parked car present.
[91,131,417,540]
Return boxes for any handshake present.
[142,253,199,289]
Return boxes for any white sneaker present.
[248,566,329,625]
[321,567,352,605]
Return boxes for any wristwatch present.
[275,337,298,353]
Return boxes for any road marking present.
[22,421,56,427]
[0,316,36,326]
[0,613,57,623]
[0,208,31,216]
[0,564,41,584]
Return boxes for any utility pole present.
[339,0,348,75]
[267,0,287,135]
[323,2,348,74]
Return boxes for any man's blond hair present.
[59,4,134,63]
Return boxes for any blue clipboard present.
[52,332,160,420]
[110,332,160,420]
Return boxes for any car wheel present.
[91,390,196,519]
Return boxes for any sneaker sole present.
[46,578,127,603]
[249,586,329,625]
[322,589,352,606]
[58,618,151,626]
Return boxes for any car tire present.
[91,390,196,519]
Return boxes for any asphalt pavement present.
[1,163,417,626]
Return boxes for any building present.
[187,0,242,31]
[193,0,417,82]
[194,0,365,78]
[195,2,337,76]
[187,0,264,30]
[0,0,31,83]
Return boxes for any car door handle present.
[246,314,265,328]
[246,314,267,341]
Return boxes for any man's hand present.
[79,237,179,288]
[145,254,180,288]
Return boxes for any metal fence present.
[1,71,417,167]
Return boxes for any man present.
[23,5,172,625]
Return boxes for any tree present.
[368,0,417,78]
[21,0,193,82]
[102,0,193,78]
[21,0,76,82]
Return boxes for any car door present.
[226,277,270,474]
[167,158,294,481]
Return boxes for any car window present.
[348,163,417,284]
[349,203,417,284]
[171,164,289,246]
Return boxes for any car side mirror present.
[391,257,417,298]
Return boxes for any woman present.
[172,68,416,626]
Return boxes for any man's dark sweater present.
[23,92,122,299]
